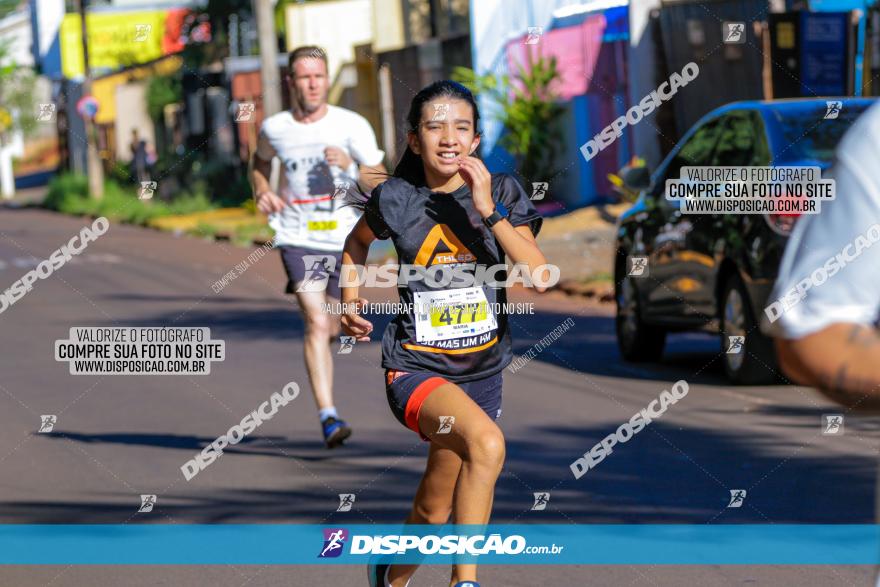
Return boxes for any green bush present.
[146,75,182,121]
[230,221,274,246]
[453,55,565,187]
[44,173,215,225]
[164,190,215,215]
[192,158,252,206]
[193,221,220,238]
[44,173,90,213]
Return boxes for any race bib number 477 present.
[413,287,497,343]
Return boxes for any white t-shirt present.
[761,102,880,340]
[256,105,385,251]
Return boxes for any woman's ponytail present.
[392,146,425,186]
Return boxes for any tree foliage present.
[0,39,37,142]
[146,74,182,122]
[453,53,565,184]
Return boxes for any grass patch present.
[43,173,216,225]
[583,271,613,285]
[44,173,272,247]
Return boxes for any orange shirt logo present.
[413,224,476,266]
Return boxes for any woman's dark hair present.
[393,80,481,186]
[340,80,480,210]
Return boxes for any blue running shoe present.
[322,416,352,448]
[367,561,389,587]
[453,582,481,587]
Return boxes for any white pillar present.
[0,147,14,199]
[0,129,23,199]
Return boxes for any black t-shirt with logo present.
[363,173,542,382]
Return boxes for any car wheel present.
[616,273,666,362]
[720,274,778,385]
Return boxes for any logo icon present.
[530,182,548,201]
[318,528,348,558]
[138,181,157,200]
[133,24,152,42]
[38,415,57,433]
[297,255,336,292]
[727,489,746,508]
[36,103,56,122]
[727,336,745,354]
[235,102,255,122]
[437,416,455,434]
[525,26,543,45]
[139,494,157,513]
[723,22,745,43]
[822,414,844,435]
[338,336,356,355]
[824,101,842,120]
[431,103,449,122]
[628,256,648,277]
[414,224,476,266]
[333,179,351,200]
[531,492,550,511]
[336,493,356,512]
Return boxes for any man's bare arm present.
[776,323,880,411]
[358,163,388,192]
[251,155,272,196]
[250,155,285,214]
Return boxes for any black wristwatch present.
[482,201,509,229]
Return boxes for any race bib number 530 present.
[307,220,338,231]
[413,287,497,343]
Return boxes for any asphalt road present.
[1,207,878,586]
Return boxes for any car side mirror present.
[621,166,651,191]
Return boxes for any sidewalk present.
[1,185,48,208]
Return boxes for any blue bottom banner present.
[2,524,880,565]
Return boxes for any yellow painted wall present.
[60,11,167,79]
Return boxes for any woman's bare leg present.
[386,443,461,586]
[399,382,505,586]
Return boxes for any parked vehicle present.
[614,98,876,384]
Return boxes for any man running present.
[251,45,387,448]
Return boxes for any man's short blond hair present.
[288,46,328,74]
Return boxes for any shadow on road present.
[3,416,873,524]
[11,290,868,525]
[95,297,398,344]
[90,294,726,385]
[506,307,734,386]
[496,419,876,524]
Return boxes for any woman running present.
[340,80,548,587]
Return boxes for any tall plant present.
[453,53,565,187]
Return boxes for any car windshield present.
[770,103,871,163]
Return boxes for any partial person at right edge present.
[763,101,880,587]
[762,101,880,409]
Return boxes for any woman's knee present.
[464,425,505,469]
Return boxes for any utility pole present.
[254,0,282,117]
[77,0,104,199]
